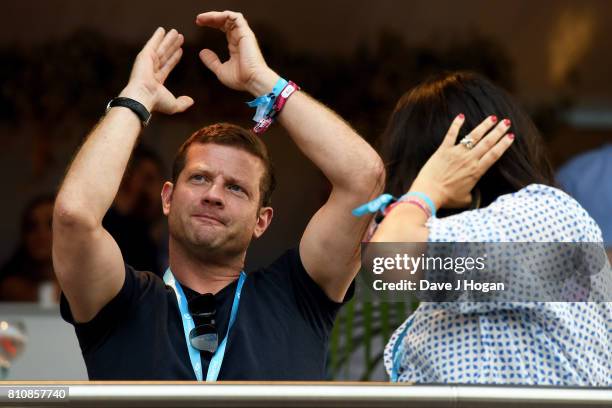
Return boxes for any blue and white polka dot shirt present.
[383,184,612,385]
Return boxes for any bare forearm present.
[248,70,384,194]
[55,86,153,225]
[370,178,443,242]
[196,11,382,194]
[280,93,383,192]
[371,204,430,242]
[55,25,191,226]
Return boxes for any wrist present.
[406,181,447,210]
[119,83,156,112]
[246,68,280,96]
[387,201,430,221]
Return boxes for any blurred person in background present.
[0,194,59,303]
[557,144,612,263]
[103,145,166,275]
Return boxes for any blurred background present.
[1,0,610,381]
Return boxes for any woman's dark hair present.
[0,194,55,281]
[381,71,555,209]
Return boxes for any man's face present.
[162,143,272,260]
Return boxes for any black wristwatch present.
[105,97,151,126]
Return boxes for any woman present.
[365,71,611,385]
[0,194,58,302]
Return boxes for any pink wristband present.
[274,81,300,112]
[385,198,431,218]
[253,81,300,134]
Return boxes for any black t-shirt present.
[102,207,161,275]
[60,248,352,380]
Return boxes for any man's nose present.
[201,181,225,208]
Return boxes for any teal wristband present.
[270,77,288,96]
[399,192,437,218]
[247,78,288,122]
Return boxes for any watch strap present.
[105,97,151,126]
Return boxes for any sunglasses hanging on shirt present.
[187,293,218,353]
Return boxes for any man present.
[557,143,612,263]
[53,11,383,380]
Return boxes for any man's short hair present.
[172,123,276,207]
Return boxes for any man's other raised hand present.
[121,27,194,115]
[196,11,279,96]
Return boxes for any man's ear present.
[161,182,174,216]
[253,206,274,239]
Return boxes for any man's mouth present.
[192,214,226,226]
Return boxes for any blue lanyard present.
[390,319,412,382]
[163,268,246,381]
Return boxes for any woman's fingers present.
[478,133,515,174]
[441,114,466,147]
[464,115,499,146]
[471,118,512,158]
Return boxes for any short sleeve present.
[265,248,354,340]
[426,184,603,243]
[60,264,160,353]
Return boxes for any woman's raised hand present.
[409,114,515,209]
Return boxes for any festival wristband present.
[385,199,432,218]
[246,78,288,122]
[247,78,300,134]
[398,192,437,218]
[274,81,300,112]
[351,193,395,216]
[254,81,301,133]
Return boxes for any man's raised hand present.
[196,11,278,95]
[121,27,194,115]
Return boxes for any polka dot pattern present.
[383,184,612,385]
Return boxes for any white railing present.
[1,383,611,407]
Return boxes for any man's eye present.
[191,175,207,183]
[228,184,244,193]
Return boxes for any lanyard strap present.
[390,319,413,382]
[164,268,246,381]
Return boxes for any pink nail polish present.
[491,115,498,123]
[504,119,511,126]
[458,113,465,119]
[507,133,515,140]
